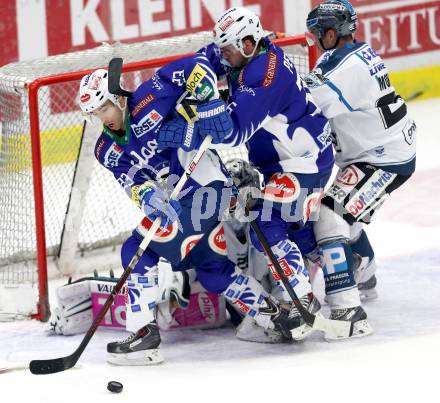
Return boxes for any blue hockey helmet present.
[306,0,357,40]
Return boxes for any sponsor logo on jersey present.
[327,183,349,203]
[180,234,204,259]
[137,216,178,243]
[195,83,213,101]
[219,15,235,32]
[95,138,106,159]
[186,64,207,95]
[317,124,332,149]
[369,62,386,76]
[345,170,396,218]
[336,165,364,186]
[358,47,379,64]
[103,142,123,168]
[237,85,255,96]
[198,292,216,323]
[262,51,278,87]
[268,259,294,281]
[80,93,91,104]
[88,75,102,90]
[208,224,228,256]
[151,73,163,90]
[131,93,155,117]
[131,109,163,138]
[303,191,323,222]
[263,173,300,203]
[403,120,416,145]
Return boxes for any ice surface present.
[1,98,439,403]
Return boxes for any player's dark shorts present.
[321,163,412,225]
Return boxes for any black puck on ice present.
[107,381,123,393]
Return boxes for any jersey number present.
[376,92,407,129]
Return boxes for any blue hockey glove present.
[196,99,233,144]
[137,182,182,228]
[157,115,201,152]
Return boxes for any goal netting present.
[0,31,316,321]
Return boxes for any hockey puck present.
[107,381,123,393]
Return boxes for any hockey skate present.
[358,275,378,301]
[107,322,164,365]
[325,306,374,341]
[285,293,323,341]
[236,315,285,344]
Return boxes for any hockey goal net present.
[0,32,317,321]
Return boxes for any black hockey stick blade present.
[30,355,78,375]
[108,57,133,97]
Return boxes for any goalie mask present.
[225,158,261,211]
[213,7,264,59]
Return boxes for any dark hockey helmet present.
[306,0,358,39]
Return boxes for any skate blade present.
[107,349,164,366]
[324,319,374,341]
[236,328,284,344]
[290,312,324,341]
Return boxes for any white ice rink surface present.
[1,98,440,403]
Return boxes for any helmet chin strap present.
[319,36,340,51]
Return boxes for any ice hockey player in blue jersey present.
[157,7,335,341]
[78,56,301,365]
[304,0,416,338]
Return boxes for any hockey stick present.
[1,362,82,374]
[108,57,133,97]
[30,135,213,375]
[214,153,353,339]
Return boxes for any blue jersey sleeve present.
[128,54,220,139]
[197,43,229,78]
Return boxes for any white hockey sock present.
[268,239,312,301]
[222,271,275,330]
[125,271,159,332]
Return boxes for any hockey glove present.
[196,99,233,144]
[157,115,202,152]
[135,182,182,228]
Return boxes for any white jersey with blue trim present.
[305,41,416,175]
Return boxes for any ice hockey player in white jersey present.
[305,0,416,339]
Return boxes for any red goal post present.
[0,32,317,322]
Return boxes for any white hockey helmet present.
[213,7,264,58]
[78,68,119,114]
